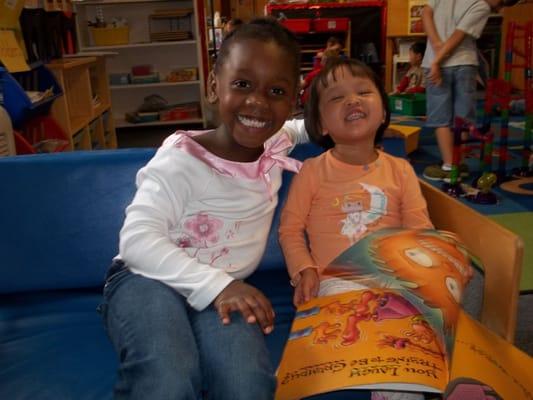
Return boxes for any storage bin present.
[0,65,62,128]
[281,18,311,34]
[16,115,69,153]
[313,18,349,32]
[90,26,129,46]
[159,102,200,121]
[388,93,426,116]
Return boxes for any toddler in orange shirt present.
[279,56,434,400]
[279,57,434,305]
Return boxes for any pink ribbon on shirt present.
[168,131,302,198]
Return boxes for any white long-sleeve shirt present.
[118,119,307,310]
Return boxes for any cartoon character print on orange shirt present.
[335,183,388,243]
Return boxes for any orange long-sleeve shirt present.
[279,150,433,282]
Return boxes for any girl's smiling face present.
[211,39,297,158]
[318,66,385,147]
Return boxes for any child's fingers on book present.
[293,286,304,307]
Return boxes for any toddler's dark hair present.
[410,41,426,56]
[304,58,390,149]
[214,17,301,87]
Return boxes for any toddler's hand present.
[293,268,319,307]
[214,280,275,334]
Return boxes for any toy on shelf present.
[88,8,129,47]
[149,8,193,42]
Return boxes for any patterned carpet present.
[388,113,533,292]
[387,112,533,355]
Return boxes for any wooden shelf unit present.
[267,2,386,77]
[73,0,207,129]
[47,56,117,150]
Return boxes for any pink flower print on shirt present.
[225,221,242,240]
[211,247,229,264]
[183,212,224,247]
[176,236,193,248]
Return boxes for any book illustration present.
[275,229,533,400]
[294,306,320,320]
[276,290,448,400]
[290,289,445,358]
[324,229,473,337]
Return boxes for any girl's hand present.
[428,63,442,86]
[293,268,319,307]
[214,280,275,334]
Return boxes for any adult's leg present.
[424,68,455,180]
[100,262,202,400]
[435,126,454,166]
[192,307,276,400]
[453,65,477,126]
[426,67,454,166]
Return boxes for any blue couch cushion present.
[0,289,117,399]
[0,145,372,399]
[0,149,155,293]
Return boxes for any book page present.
[275,290,449,400]
[276,229,476,399]
[446,311,533,400]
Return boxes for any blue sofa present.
[0,143,522,399]
[0,144,374,399]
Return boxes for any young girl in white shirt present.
[100,18,306,400]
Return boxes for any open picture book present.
[275,229,533,400]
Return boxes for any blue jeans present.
[424,65,477,128]
[99,261,276,400]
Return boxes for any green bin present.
[389,93,426,116]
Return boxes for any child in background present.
[391,41,426,95]
[100,18,307,400]
[315,36,344,63]
[223,17,243,37]
[279,58,433,400]
[299,37,345,106]
[300,47,342,105]
[421,0,520,181]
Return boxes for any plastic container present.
[16,115,69,154]
[312,18,349,32]
[0,65,62,129]
[281,19,312,34]
[109,73,130,85]
[388,93,426,116]
[159,102,200,121]
[90,26,129,46]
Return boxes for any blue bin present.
[0,63,62,128]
